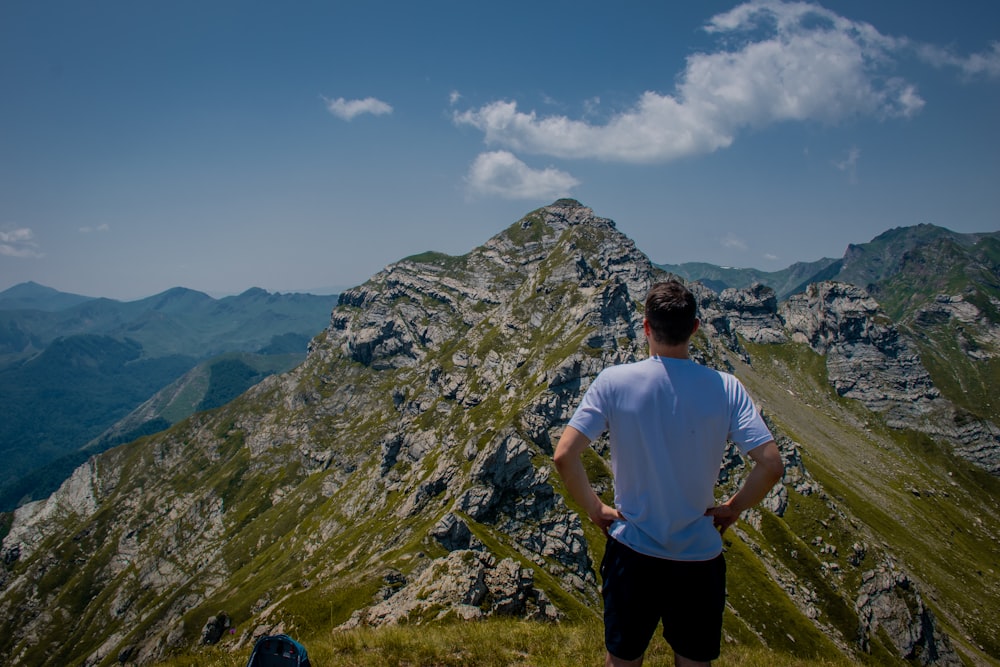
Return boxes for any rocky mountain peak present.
[531,198,611,229]
[324,200,650,373]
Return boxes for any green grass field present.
[157,617,861,667]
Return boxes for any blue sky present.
[1,0,998,300]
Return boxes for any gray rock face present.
[695,279,997,469]
[856,564,962,665]
[717,283,788,345]
[454,431,593,587]
[782,282,940,420]
[693,283,786,368]
[459,433,544,522]
[780,282,1000,473]
[914,295,1000,360]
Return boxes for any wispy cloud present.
[449,90,462,106]
[833,146,861,183]
[79,223,111,233]
[323,96,393,121]
[465,151,579,200]
[0,227,42,258]
[582,96,602,118]
[454,1,929,164]
[721,233,748,251]
[916,42,1000,80]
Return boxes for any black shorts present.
[600,537,726,662]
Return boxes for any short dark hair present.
[645,281,697,345]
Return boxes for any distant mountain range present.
[1,201,997,665]
[656,257,841,300]
[0,284,338,364]
[658,223,1000,305]
[0,285,338,509]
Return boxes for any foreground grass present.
[157,618,860,666]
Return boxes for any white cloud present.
[449,90,462,106]
[79,223,111,233]
[465,151,579,200]
[582,96,602,118]
[323,96,393,121]
[454,0,926,164]
[917,41,1000,80]
[0,227,42,258]
[721,233,748,251]
[833,146,861,183]
[963,42,1000,79]
[764,253,779,261]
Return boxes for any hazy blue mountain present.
[0,286,337,510]
[0,285,337,364]
[0,335,195,502]
[0,350,305,511]
[658,258,840,300]
[0,281,94,312]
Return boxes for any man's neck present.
[648,341,690,360]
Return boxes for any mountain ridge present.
[0,281,95,312]
[0,285,339,363]
[1,201,997,665]
[657,223,1000,302]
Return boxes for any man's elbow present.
[553,427,588,474]
[552,446,573,476]
[756,441,785,485]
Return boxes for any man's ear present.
[643,318,651,336]
[692,318,700,335]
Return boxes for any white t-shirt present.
[568,355,773,561]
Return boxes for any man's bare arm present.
[705,440,784,534]
[553,426,622,534]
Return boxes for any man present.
[554,280,784,667]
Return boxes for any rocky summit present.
[1,200,998,666]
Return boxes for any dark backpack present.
[245,633,311,667]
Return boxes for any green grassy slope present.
[737,341,1000,664]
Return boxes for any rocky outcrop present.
[451,431,594,588]
[717,283,788,344]
[856,563,962,665]
[782,282,940,421]
[781,281,1000,473]
[340,549,559,629]
[429,513,479,552]
[694,283,786,368]
[913,295,1000,360]
[3,458,103,562]
[200,612,231,645]
[695,280,996,474]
